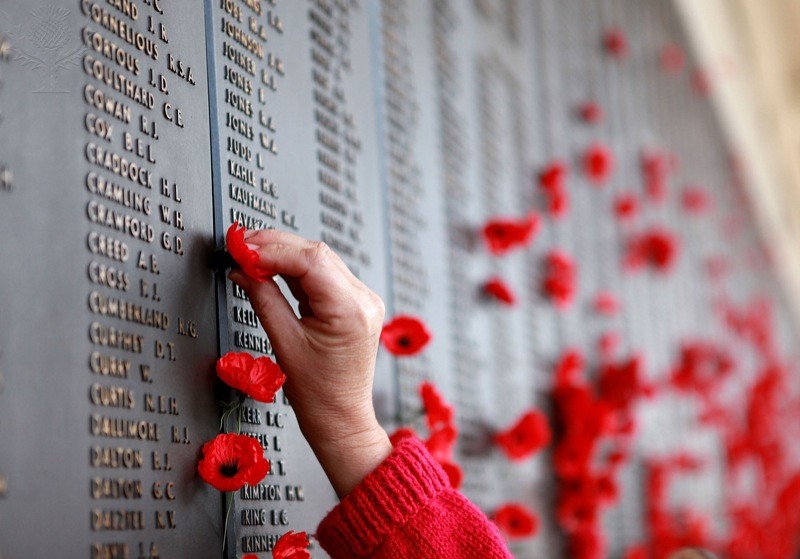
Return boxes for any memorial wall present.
[1,1,799,558]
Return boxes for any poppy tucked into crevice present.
[493,503,540,538]
[660,43,685,74]
[494,410,551,461]
[216,351,286,403]
[614,192,639,222]
[197,433,270,492]
[593,291,620,316]
[603,28,629,60]
[681,185,712,214]
[578,102,604,125]
[226,222,273,282]
[393,382,463,489]
[482,212,540,255]
[542,250,577,310]
[584,143,614,186]
[271,531,311,559]
[624,228,679,273]
[380,315,432,356]
[539,161,570,219]
[483,277,517,306]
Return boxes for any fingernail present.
[243,229,257,239]
[246,243,260,251]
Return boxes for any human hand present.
[667,549,717,559]
[228,229,392,498]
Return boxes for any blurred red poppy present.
[603,28,629,59]
[660,43,685,73]
[584,143,614,186]
[593,291,620,316]
[494,410,551,461]
[614,193,639,222]
[483,277,517,306]
[381,316,432,356]
[426,423,458,461]
[482,213,540,255]
[420,382,454,431]
[578,102,604,124]
[625,228,679,273]
[542,250,577,309]
[493,503,540,538]
[439,460,463,489]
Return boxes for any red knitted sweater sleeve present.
[316,436,513,558]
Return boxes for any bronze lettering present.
[90,414,160,441]
[90,446,144,469]
[90,382,135,408]
[89,323,143,354]
[90,508,146,531]
[91,541,130,559]
[90,477,143,499]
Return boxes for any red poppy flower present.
[670,341,733,396]
[554,348,585,387]
[578,102,604,124]
[693,68,711,96]
[613,193,639,222]
[420,382,454,431]
[439,460,463,489]
[540,160,567,191]
[216,352,286,403]
[381,315,432,356]
[593,291,620,316]
[705,256,729,281]
[493,503,540,538]
[273,531,310,559]
[681,186,711,214]
[569,527,606,559]
[482,212,540,255]
[584,143,614,186]
[625,228,679,273]
[598,355,645,410]
[542,250,577,309]
[640,151,672,204]
[483,277,517,306]
[226,223,273,282]
[660,43,685,73]
[426,423,458,461]
[494,410,551,461]
[603,28,629,59]
[539,161,570,219]
[197,433,270,492]
[598,332,620,359]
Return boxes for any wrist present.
[302,416,393,499]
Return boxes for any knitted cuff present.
[317,435,451,557]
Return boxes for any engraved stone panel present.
[0,1,221,556]
[204,1,390,556]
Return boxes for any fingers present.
[247,229,360,286]
[243,230,364,325]
[667,550,717,559]
[229,270,302,352]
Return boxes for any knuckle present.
[354,289,386,333]
[307,241,333,266]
